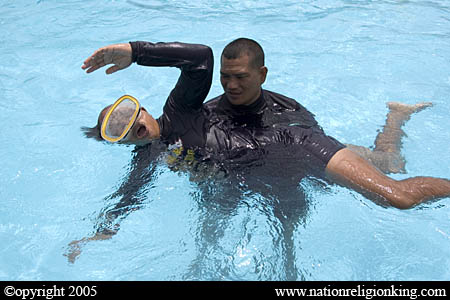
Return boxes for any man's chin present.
[226,94,244,105]
[134,139,153,146]
[120,138,152,146]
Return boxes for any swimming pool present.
[1,0,449,280]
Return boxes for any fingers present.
[106,65,120,75]
[64,239,84,263]
[82,44,132,74]
[81,47,109,73]
[83,62,106,74]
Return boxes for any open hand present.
[64,233,113,263]
[82,43,132,74]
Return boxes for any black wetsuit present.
[130,41,345,176]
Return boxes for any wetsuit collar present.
[221,89,266,115]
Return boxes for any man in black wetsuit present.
[82,39,450,210]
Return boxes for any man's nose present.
[227,77,239,90]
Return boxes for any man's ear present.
[260,66,268,84]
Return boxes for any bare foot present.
[387,102,433,115]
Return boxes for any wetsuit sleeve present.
[129,41,213,110]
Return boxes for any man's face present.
[120,107,158,145]
[220,54,267,106]
[98,106,158,145]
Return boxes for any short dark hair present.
[81,105,112,142]
[81,125,102,141]
[221,38,265,69]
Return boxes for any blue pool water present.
[1,0,449,280]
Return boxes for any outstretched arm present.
[65,142,166,263]
[325,148,450,209]
[82,41,214,110]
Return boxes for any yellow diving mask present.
[101,95,141,143]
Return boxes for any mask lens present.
[101,95,140,142]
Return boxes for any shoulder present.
[263,89,316,116]
[204,94,222,104]
[263,90,299,107]
[263,90,301,109]
[263,89,321,128]
[203,94,223,111]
